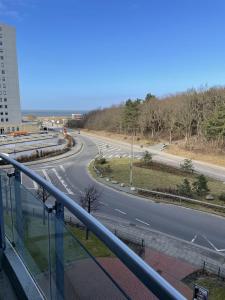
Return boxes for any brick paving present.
[100,248,198,299]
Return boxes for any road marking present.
[33,180,38,190]
[60,165,65,172]
[42,169,51,182]
[202,235,225,252]
[135,218,150,226]
[99,201,109,207]
[114,208,127,215]
[191,234,197,243]
[52,168,74,195]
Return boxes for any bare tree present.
[36,185,51,224]
[79,185,100,239]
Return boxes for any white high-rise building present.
[0,23,21,134]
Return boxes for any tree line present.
[67,87,225,151]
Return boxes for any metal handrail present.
[0,153,186,300]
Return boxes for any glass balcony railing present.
[0,154,186,300]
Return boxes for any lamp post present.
[129,129,134,187]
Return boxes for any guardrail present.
[0,153,186,300]
[138,188,225,213]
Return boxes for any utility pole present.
[129,129,134,187]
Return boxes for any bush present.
[192,174,209,196]
[180,159,194,173]
[142,151,152,166]
[219,193,225,201]
[95,157,107,165]
[177,178,192,197]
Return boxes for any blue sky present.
[1,0,225,110]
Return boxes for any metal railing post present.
[14,169,24,253]
[55,200,64,300]
[0,175,6,251]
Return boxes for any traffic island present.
[89,158,225,217]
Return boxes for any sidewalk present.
[100,248,196,299]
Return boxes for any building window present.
[0,56,3,60]
[0,41,2,46]
[3,83,6,88]
[3,91,6,95]
[1,118,4,122]
[5,105,7,108]
[1,70,5,74]
[2,77,5,81]
[1,63,4,67]
[0,112,3,115]
[0,92,1,95]
[6,118,8,122]
[4,98,7,102]
[0,98,2,102]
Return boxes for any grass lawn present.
[185,275,225,300]
[91,158,225,206]
[69,226,113,258]
[167,143,225,168]
[7,215,113,274]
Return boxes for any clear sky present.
[1,0,225,110]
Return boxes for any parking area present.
[0,132,66,157]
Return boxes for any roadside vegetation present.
[68,87,225,166]
[92,156,225,206]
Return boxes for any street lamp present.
[129,129,134,187]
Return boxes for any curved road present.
[25,134,225,253]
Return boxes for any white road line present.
[42,169,51,182]
[114,208,127,215]
[135,218,150,226]
[33,180,38,190]
[202,235,225,252]
[52,168,74,195]
[191,234,197,243]
[99,201,109,207]
[60,165,65,172]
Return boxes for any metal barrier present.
[0,153,186,300]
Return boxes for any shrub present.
[142,151,152,166]
[180,159,194,173]
[192,174,209,196]
[96,157,107,165]
[177,178,192,197]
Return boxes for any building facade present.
[0,24,21,134]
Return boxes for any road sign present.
[193,284,208,300]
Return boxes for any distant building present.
[72,113,83,120]
[0,24,21,134]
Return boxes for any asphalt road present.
[21,134,225,254]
